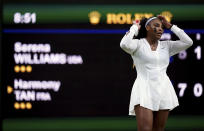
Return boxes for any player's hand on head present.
[133,20,141,30]
[129,20,140,35]
[157,15,172,29]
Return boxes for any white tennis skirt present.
[129,75,179,116]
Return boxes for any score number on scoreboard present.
[177,33,203,98]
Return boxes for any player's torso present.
[132,38,170,70]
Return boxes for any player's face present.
[147,19,164,40]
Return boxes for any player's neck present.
[146,36,158,45]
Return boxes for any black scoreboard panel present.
[2,3,204,117]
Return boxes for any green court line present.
[3,116,204,130]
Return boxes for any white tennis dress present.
[120,24,193,116]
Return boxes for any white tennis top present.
[120,24,193,116]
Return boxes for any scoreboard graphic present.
[2,4,204,118]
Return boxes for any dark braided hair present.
[133,17,148,39]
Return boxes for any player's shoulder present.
[137,38,146,48]
[137,38,146,45]
[160,40,169,44]
[159,40,171,49]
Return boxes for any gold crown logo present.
[160,11,173,22]
[88,11,101,25]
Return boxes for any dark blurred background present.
[1,0,204,131]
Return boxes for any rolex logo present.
[160,11,173,22]
[88,11,101,25]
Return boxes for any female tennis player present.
[120,15,193,131]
